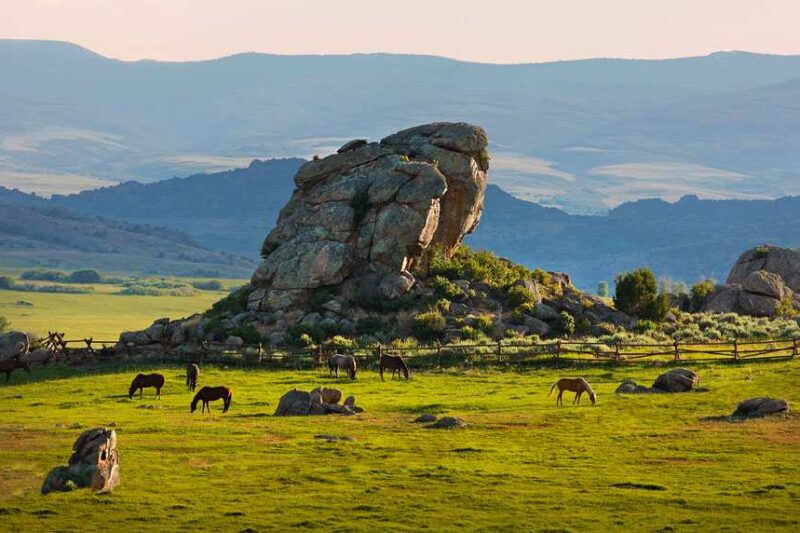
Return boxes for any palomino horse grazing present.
[379,354,410,380]
[191,386,232,413]
[128,373,165,399]
[327,354,358,379]
[186,363,200,392]
[549,377,596,406]
[0,357,30,382]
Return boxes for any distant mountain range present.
[3,158,799,289]
[2,40,800,213]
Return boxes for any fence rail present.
[34,331,800,368]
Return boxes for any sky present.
[2,0,799,63]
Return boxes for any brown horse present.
[128,373,165,399]
[379,354,410,380]
[186,363,200,392]
[191,386,232,413]
[549,377,596,406]
[0,357,30,382]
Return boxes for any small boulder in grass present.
[414,414,437,423]
[429,417,467,429]
[733,397,789,419]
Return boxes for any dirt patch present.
[611,482,667,491]
[257,434,290,445]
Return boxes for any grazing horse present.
[549,377,596,406]
[128,373,165,399]
[327,354,358,379]
[379,354,410,380]
[0,357,30,382]
[191,386,232,413]
[186,363,200,392]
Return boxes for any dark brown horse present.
[191,386,232,413]
[128,373,165,399]
[0,357,30,382]
[186,363,200,392]
[379,354,410,380]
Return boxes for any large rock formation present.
[703,245,800,317]
[42,427,120,494]
[247,122,488,312]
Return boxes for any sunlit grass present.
[0,361,798,531]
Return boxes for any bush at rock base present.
[412,311,446,341]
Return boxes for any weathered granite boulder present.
[732,397,789,418]
[727,245,800,292]
[274,388,363,416]
[0,331,29,361]
[429,416,467,429]
[42,427,120,494]
[652,368,699,393]
[249,122,488,312]
[742,270,786,299]
[311,386,343,404]
[614,380,655,394]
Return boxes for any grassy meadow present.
[0,275,244,340]
[0,360,798,531]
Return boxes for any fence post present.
[496,340,502,361]
[84,338,95,356]
[793,338,798,358]
[555,340,561,359]
[673,340,680,362]
[614,343,621,363]
[200,341,208,361]
[733,339,739,361]
[436,342,442,368]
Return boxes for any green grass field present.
[0,281,241,340]
[0,361,798,531]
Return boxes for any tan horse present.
[549,377,596,406]
[191,386,232,413]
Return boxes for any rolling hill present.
[2,40,800,213]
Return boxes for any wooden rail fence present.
[35,332,800,368]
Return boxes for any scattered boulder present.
[23,348,54,366]
[41,427,120,494]
[727,245,800,292]
[614,380,655,394]
[274,388,363,416]
[0,331,29,361]
[414,414,438,423]
[343,396,356,407]
[314,434,355,442]
[733,397,789,418]
[428,416,467,429]
[652,368,699,393]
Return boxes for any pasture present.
[0,277,243,340]
[0,360,798,531]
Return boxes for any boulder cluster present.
[704,245,800,317]
[615,368,700,394]
[274,387,362,416]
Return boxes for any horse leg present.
[574,391,581,405]
[380,365,384,381]
[556,390,563,406]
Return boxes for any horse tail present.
[399,357,410,378]
[548,382,559,397]
[223,389,232,413]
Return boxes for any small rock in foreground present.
[414,414,438,423]
[428,416,467,429]
[733,397,789,418]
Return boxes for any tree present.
[597,281,609,298]
[559,311,575,337]
[68,269,102,284]
[690,279,717,312]
[614,268,670,321]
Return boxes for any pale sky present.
[2,0,799,63]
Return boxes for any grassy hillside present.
[0,362,797,530]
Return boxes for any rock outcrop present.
[42,427,120,494]
[248,122,488,312]
[0,331,29,361]
[732,397,789,418]
[703,246,800,317]
[274,388,363,416]
[615,368,699,394]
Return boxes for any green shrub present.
[433,276,462,299]
[754,245,770,258]
[308,288,336,312]
[634,320,658,333]
[350,187,371,227]
[614,268,669,321]
[509,309,526,325]
[460,325,481,340]
[412,311,446,341]
[690,279,717,312]
[68,269,102,284]
[191,280,224,291]
[228,324,262,345]
[475,314,494,335]
[777,295,798,318]
[559,311,575,337]
[20,270,68,282]
[506,285,536,308]
[0,276,13,290]
[298,333,315,347]
[327,335,358,353]
[428,245,532,289]
[356,316,386,336]
[435,298,451,313]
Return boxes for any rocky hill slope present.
[120,123,631,349]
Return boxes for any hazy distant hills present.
[2,40,800,213]
[2,158,794,289]
[0,200,255,277]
